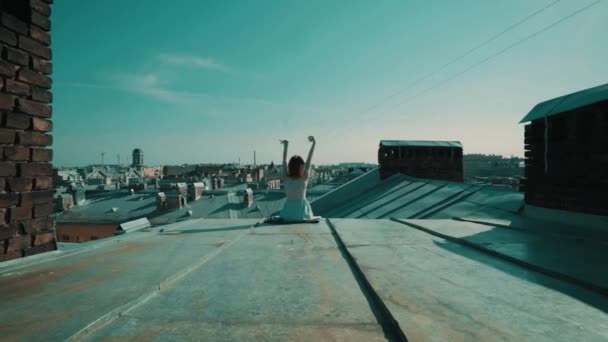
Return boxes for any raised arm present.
[305,136,316,177]
[280,140,289,177]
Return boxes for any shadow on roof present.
[431,229,608,314]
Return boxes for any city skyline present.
[52,0,607,166]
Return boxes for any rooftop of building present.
[1,214,606,340]
[520,82,608,123]
[56,189,326,226]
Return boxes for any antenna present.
[254,150,256,167]
[101,152,106,165]
[117,154,120,165]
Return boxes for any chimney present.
[71,187,87,206]
[176,183,188,196]
[166,193,186,210]
[190,183,205,201]
[244,188,254,208]
[519,83,608,216]
[378,140,463,181]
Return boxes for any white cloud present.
[159,54,232,73]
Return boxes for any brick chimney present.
[520,83,608,216]
[190,182,204,201]
[378,140,463,181]
[244,188,253,208]
[156,192,166,210]
[0,0,55,262]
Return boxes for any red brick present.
[18,131,53,146]
[34,231,54,246]
[0,27,17,46]
[17,99,51,118]
[17,68,51,88]
[19,190,53,206]
[19,163,53,177]
[0,250,23,262]
[9,206,33,222]
[0,193,19,208]
[31,56,52,75]
[3,46,29,66]
[31,148,52,161]
[31,0,52,16]
[0,60,16,78]
[0,223,17,240]
[4,146,30,161]
[34,203,53,217]
[0,128,16,144]
[7,235,33,253]
[30,25,50,46]
[31,87,52,102]
[29,216,52,232]
[5,79,31,96]
[7,177,33,192]
[24,240,56,256]
[31,11,51,31]
[34,176,53,190]
[0,162,17,177]
[4,112,32,129]
[32,117,52,132]
[0,93,16,110]
[1,13,28,35]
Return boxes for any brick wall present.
[520,101,608,216]
[378,145,464,182]
[0,0,55,262]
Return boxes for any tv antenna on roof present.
[117,154,120,165]
[101,152,106,165]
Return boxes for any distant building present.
[132,148,144,167]
[520,83,608,216]
[85,169,112,185]
[378,140,463,181]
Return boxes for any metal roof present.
[56,191,157,224]
[1,217,606,340]
[380,140,463,148]
[520,83,608,123]
[311,169,522,219]
[118,218,151,233]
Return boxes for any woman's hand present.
[308,136,316,144]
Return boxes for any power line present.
[383,0,601,114]
[352,0,563,121]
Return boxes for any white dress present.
[280,177,314,221]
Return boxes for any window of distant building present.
[91,236,98,241]
[62,235,70,242]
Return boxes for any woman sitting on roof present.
[277,136,319,222]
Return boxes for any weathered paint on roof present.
[520,83,608,123]
[379,140,463,148]
[1,217,606,340]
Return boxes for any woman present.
[278,136,318,221]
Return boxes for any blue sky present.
[52,0,607,166]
